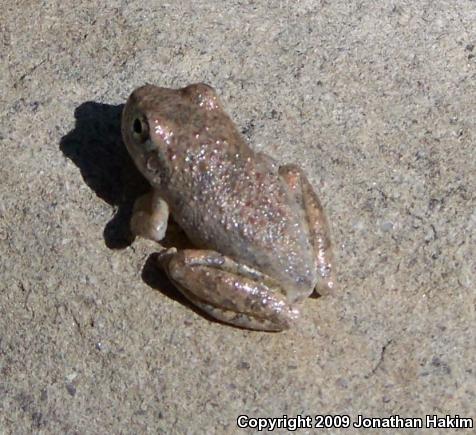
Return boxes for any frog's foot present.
[130,190,169,242]
[158,248,299,331]
[279,164,335,295]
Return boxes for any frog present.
[121,83,335,331]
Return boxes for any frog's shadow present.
[60,101,149,249]
[59,101,200,314]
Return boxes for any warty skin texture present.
[121,83,334,330]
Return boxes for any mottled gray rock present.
[1,1,474,433]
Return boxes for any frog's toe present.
[182,290,298,332]
[315,261,336,296]
[131,191,169,242]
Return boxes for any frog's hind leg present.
[279,164,335,295]
[158,248,299,331]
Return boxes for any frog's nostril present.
[133,118,142,135]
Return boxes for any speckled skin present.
[122,84,334,331]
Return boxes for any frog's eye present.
[132,116,149,143]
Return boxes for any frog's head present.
[121,84,178,187]
[121,83,222,187]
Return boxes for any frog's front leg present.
[279,164,335,295]
[130,190,169,242]
[158,249,299,331]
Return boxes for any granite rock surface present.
[0,1,474,433]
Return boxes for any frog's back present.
[167,143,318,299]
